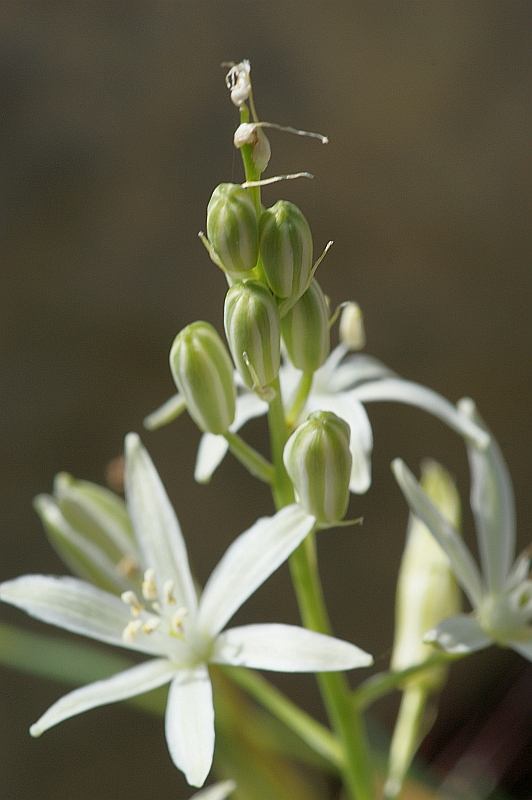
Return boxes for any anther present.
[121,590,143,617]
[116,555,139,578]
[171,607,188,635]
[122,620,142,643]
[142,617,161,634]
[163,580,176,605]
[142,568,158,601]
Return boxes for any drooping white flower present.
[147,343,488,492]
[393,399,532,662]
[0,434,372,787]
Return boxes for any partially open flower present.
[225,60,251,107]
[170,322,236,434]
[284,411,352,524]
[234,123,271,173]
[206,183,258,274]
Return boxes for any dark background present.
[1,2,531,798]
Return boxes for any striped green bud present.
[206,183,258,274]
[224,280,281,393]
[281,279,330,371]
[259,200,313,301]
[170,321,236,434]
[283,411,352,524]
[391,460,461,690]
[34,473,140,595]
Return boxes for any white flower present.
[393,398,532,662]
[0,434,372,788]
[147,344,488,491]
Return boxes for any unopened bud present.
[284,411,352,524]
[281,279,330,371]
[206,183,258,274]
[391,459,461,690]
[225,59,251,107]
[259,200,313,301]
[170,322,236,434]
[224,280,280,393]
[339,302,366,351]
[234,123,271,173]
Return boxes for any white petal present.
[190,781,236,800]
[458,398,516,591]
[328,354,395,393]
[392,459,484,607]
[351,379,490,449]
[0,575,165,656]
[509,639,532,662]
[197,505,316,637]
[213,624,373,671]
[125,434,197,612]
[30,658,176,737]
[424,615,491,654]
[308,393,373,494]
[144,393,187,430]
[165,666,215,788]
[194,393,268,483]
[195,435,229,484]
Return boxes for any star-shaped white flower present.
[393,398,531,662]
[0,434,372,788]
[147,344,488,492]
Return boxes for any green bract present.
[259,200,313,301]
[206,183,258,274]
[170,321,236,434]
[283,411,352,524]
[224,280,281,392]
[281,279,330,371]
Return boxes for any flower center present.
[121,568,189,645]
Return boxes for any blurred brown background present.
[1,2,531,798]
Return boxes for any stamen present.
[116,555,139,578]
[163,580,176,605]
[122,619,142,643]
[121,590,143,617]
[142,568,158,601]
[171,607,188,635]
[142,617,161,634]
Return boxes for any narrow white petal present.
[328,354,395,393]
[197,505,316,637]
[190,781,236,800]
[509,639,532,662]
[0,575,164,656]
[458,398,516,591]
[125,434,197,612]
[351,379,489,449]
[213,624,373,671]
[144,393,187,431]
[392,460,484,607]
[195,434,229,483]
[165,666,214,788]
[308,393,373,494]
[424,615,491,654]
[313,344,349,385]
[30,658,176,737]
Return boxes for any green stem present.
[286,371,313,428]
[223,665,343,769]
[266,374,374,800]
[224,431,274,484]
[239,104,261,215]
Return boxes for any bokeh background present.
[1,2,531,798]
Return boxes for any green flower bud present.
[259,200,313,300]
[391,459,461,690]
[283,411,352,524]
[281,279,330,371]
[206,183,258,274]
[170,321,236,434]
[224,280,281,393]
[34,473,140,594]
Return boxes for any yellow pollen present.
[142,617,161,634]
[121,590,143,617]
[171,607,188,635]
[116,555,139,578]
[122,620,142,643]
[142,569,158,601]
[163,580,176,605]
